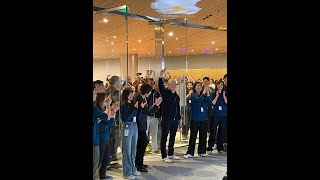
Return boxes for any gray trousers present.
[147,116,159,151]
[93,146,100,179]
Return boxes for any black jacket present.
[158,78,181,121]
[134,93,159,131]
[146,89,161,118]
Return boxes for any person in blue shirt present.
[183,82,211,158]
[93,84,115,179]
[207,79,227,154]
[120,88,140,179]
[95,93,119,180]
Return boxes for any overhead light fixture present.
[138,40,141,42]
[133,48,136,50]
[112,50,114,52]
[176,38,178,40]
[168,32,173,36]
[151,0,201,14]
[103,18,108,23]
[211,41,215,44]
[112,36,117,38]
[111,42,114,45]
[215,48,219,50]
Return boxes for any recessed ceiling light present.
[138,40,141,42]
[168,32,174,36]
[215,48,218,50]
[211,41,215,44]
[111,42,114,45]
[169,51,171,53]
[191,50,194,52]
[112,54,114,56]
[112,36,117,38]
[133,48,136,50]
[176,38,178,40]
[148,52,150,54]
[103,18,108,23]
[112,50,114,52]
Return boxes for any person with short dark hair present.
[134,84,162,172]
[146,78,161,154]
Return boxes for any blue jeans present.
[121,122,138,177]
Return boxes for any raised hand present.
[160,66,167,77]
[140,102,146,108]
[134,101,139,108]
[105,95,112,107]
[155,97,162,106]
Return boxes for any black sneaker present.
[206,147,213,151]
[137,166,148,172]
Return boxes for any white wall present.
[93,53,227,81]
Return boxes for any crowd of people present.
[93,68,227,180]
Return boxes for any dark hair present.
[214,79,224,92]
[203,77,210,81]
[109,76,120,85]
[122,88,133,104]
[93,80,103,91]
[140,83,152,95]
[95,93,106,111]
[193,81,203,95]
[93,80,103,87]
[223,74,227,79]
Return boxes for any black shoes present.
[142,164,148,168]
[137,166,148,172]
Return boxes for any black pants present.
[207,116,226,151]
[182,108,191,138]
[160,118,178,159]
[99,140,111,179]
[135,130,148,167]
[186,120,208,155]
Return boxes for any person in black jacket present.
[134,84,162,172]
[159,67,182,163]
[146,78,162,154]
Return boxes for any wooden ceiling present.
[93,0,227,59]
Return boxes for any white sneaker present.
[162,156,173,163]
[213,144,217,150]
[182,154,193,159]
[168,155,180,160]
[133,171,141,176]
[123,175,135,179]
[200,153,207,157]
[219,151,226,155]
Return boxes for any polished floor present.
[104,131,227,180]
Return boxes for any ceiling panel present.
[93,0,226,59]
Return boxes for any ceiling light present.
[138,40,141,42]
[133,48,136,50]
[112,50,114,52]
[103,18,108,23]
[215,48,218,50]
[168,32,174,36]
[111,42,114,45]
[112,55,114,56]
[112,36,117,38]
[191,50,194,52]
[169,51,171,53]
[176,38,178,40]
[211,41,215,44]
